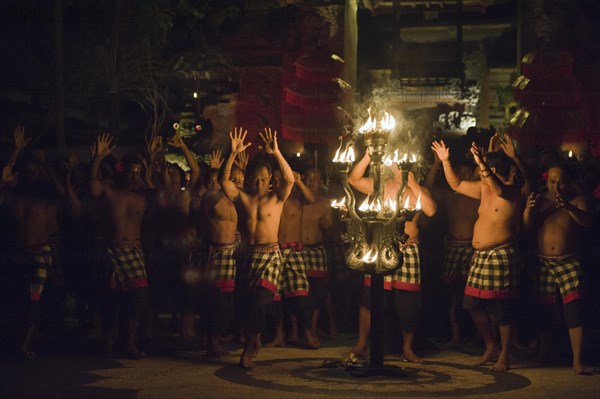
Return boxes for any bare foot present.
[239,351,255,369]
[402,349,423,363]
[264,336,285,348]
[492,353,509,371]
[573,360,594,375]
[304,330,321,349]
[476,345,499,366]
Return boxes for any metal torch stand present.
[348,225,407,378]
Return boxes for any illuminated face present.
[546,167,567,195]
[304,170,321,193]
[230,168,245,190]
[248,166,271,195]
[125,163,143,186]
[206,172,220,192]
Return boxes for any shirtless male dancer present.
[301,169,337,339]
[426,154,479,346]
[90,133,151,358]
[347,149,437,364]
[523,163,593,374]
[432,140,522,371]
[221,127,294,368]
[0,127,65,360]
[200,167,239,357]
[265,169,320,349]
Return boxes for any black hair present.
[485,151,513,178]
[246,159,272,178]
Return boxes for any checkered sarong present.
[304,244,328,279]
[105,240,148,292]
[535,254,583,305]
[22,244,53,301]
[244,243,282,296]
[443,238,474,283]
[279,242,310,298]
[363,274,393,290]
[207,242,237,293]
[464,242,520,299]
[392,238,421,291]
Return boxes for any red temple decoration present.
[281,45,348,143]
[508,42,586,147]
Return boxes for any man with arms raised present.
[221,127,294,368]
[90,133,151,358]
[432,140,522,371]
[346,149,436,363]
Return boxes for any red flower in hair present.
[542,171,548,181]
[114,160,124,173]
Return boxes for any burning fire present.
[361,247,378,263]
[358,107,396,134]
[332,138,355,163]
[358,195,382,214]
[403,193,422,210]
[331,197,346,209]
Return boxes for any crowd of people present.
[0,125,598,374]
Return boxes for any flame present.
[383,154,393,166]
[416,193,421,210]
[362,247,378,263]
[393,149,399,163]
[381,112,396,130]
[411,153,417,162]
[402,153,408,162]
[359,107,376,133]
[348,145,355,162]
[568,150,573,158]
[384,198,397,212]
[358,108,396,133]
[358,197,370,212]
[331,197,346,209]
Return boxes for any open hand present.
[167,133,186,149]
[431,140,450,162]
[148,135,163,157]
[93,133,115,160]
[13,126,31,151]
[498,134,516,159]
[210,149,224,169]
[230,127,251,154]
[470,142,483,165]
[234,150,249,171]
[259,128,278,155]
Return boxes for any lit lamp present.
[330,108,421,377]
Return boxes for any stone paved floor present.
[1,333,598,399]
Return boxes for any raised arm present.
[522,191,537,231]
[168,133,200,189]
[222,127,251,201]
[470,143,507,198]
[499,134,531,196]
[261,128,293,202]
[8,125,32,165]
[89,133,115,198]
[347,149,374,195]
[424,150,442,189]
[407,172,437,217]
[293,171,315,204]
[431,140,481,199]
